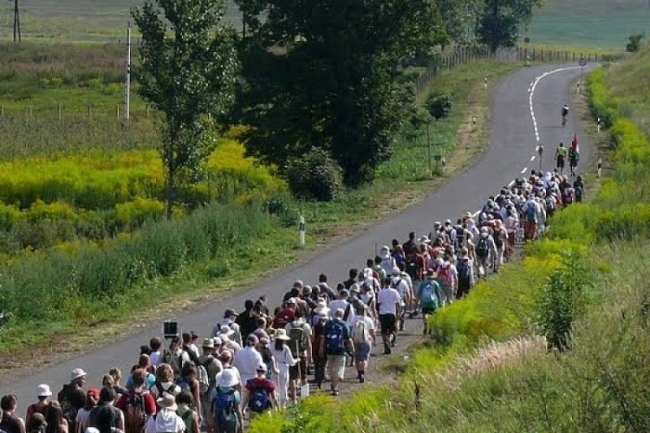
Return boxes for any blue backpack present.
[212,388,237,426]
[526,204,537,222]
[247,379,272,413]
[325,320,345,352]
[456,259,470,280]
[419,281,438,307]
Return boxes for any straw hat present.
[273,329,291,341]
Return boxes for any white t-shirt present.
[377,288,401,315]
[233,346,264,382]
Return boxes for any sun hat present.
[213,337,223,346]
[218,369,239,388]
[36,384,52,398]
[157,393,178,411]
[286,298,296,305]
[70,368,87,381]
[391,267,401,276]
[293,280,304,289]
[273,329,291,341]
[202,338,215,349]
[256,364,267,373]
[218,325,235,337]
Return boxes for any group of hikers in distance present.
[0,154,586,433]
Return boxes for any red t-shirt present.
[116,390,157,416]
[245,377,276,394]
[273,307,295,329]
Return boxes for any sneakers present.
[332,389,339,396]
[383,343,391,355]
[359,374,365,383]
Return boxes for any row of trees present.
[132,0,543,213]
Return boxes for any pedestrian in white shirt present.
[376,277,401,355]
[232,335,264,386]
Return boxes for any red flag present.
[571,133,579,154]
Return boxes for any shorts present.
[327,354,346,380]
[379,314,397,336]
[556,155,565,169]
[421,304,436,315]
[354,342,371,361]
[289,357,307,381]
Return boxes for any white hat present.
[70,368,87,381]
[218,369,239,388]
[273,329,291,341]
[256,364,267,373]
[219,325,235,337]
[156,393,178,411]
[391,267,401,276]
[213,337,223,346]
[36,384,52,397]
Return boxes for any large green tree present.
[233,0,446,187]
[477,0,544,53]
[132,0,240,219]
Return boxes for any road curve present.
[5,63,594,410]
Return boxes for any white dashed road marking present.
[470,66,582,216]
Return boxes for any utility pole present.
[13,0,22,43]
[125,21,132,123]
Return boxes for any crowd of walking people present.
[1,167,585,433]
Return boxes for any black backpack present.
[476,237,489,258]
[456,258,471,280]
[405,255,419,280]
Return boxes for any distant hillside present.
[529,0,650,48]
[0,0,646,47]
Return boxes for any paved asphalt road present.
[5,63,594,411]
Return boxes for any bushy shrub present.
[286,148,343,201]
[425,92,452,120]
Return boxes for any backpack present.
[162,350,182,378]
[58,385,78,425]
[436,265,451,286]
[176,377,193,393]
[152,381,179,398]
[526,204,537,222]
[575,185,583,202]
[325,320,345,352]
[476,237,489,258]
[545,196,556,212]
[212,388,238,426]
[288,322,308,358]
[405,255,419,280]
[352,319,367,345]
[493,229,504,248]
[419,281,439,307]
[123,392,148,433]
[246,379,272,413]
[456,258,470,281]
[455,225,465,247]
[196,359,211,395]
[179,408,195,433]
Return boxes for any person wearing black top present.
[1,394,25,433]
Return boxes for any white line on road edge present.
[529,67,582,143]
[520,167,528,174]
[530,155,536,161]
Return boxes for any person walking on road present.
[416,269,442,335]
[376,278,401,354]
[554,142,567,174]
[323,309,354,396]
